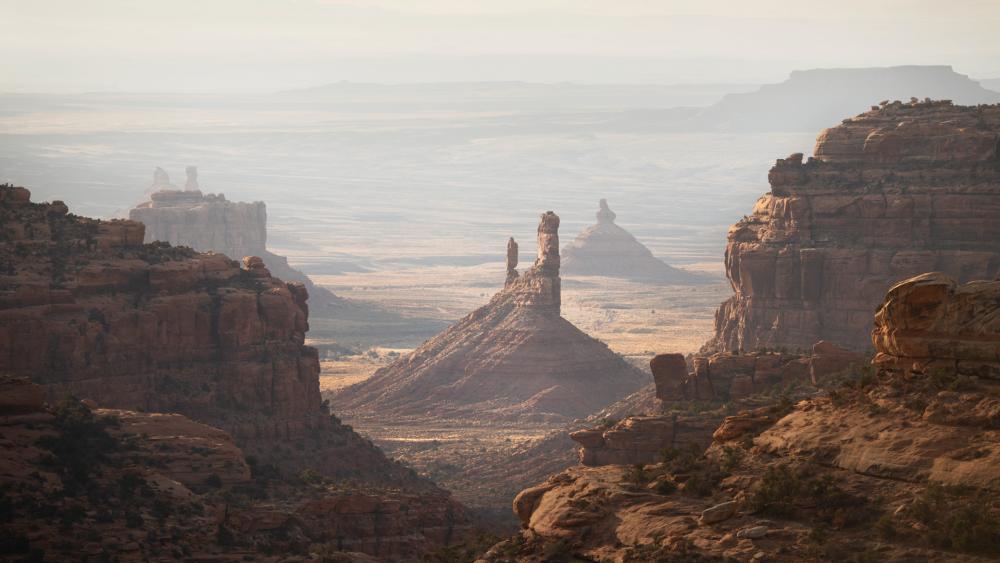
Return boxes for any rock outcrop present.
[129,168,442,345]
[0,185,472,558]
[332,211,648,422]
[0,378,467,561]
[561,199,707,283]
[569,344,860,467]
[711,101,1000,352]
[486,272,1000,562]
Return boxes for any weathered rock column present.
[505,237,519,286]
[536,211,560,273]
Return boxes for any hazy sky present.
[2,0,998,92]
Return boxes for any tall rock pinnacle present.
[506,236,519,286]
[536,211,560,274]
[596,198,616,224]
[184,165,200,191]
[331,209,646,421]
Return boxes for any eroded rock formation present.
[129,169,434,340]
[711,101,1000,352]
[561,199,707,283]
[0,185,471,558]
[570,344,860,467]
[487,272,1000,562]
[0,378,467,561]
[331,211,647,421]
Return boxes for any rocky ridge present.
[711,100,1000,352]
[481,272,1000,562]
[561,199,707,283]
[0,377,467,561]
[331,211,648,422]
[129,168,441,346]
[0,185,471,559]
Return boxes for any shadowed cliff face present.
[0,185,440,486]
[0,185,475,559]
[331,211,648,422]
[711,101,1000,353]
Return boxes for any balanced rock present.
[561,199,707,283]
[710,101,1000,352]
[331,211,648,421]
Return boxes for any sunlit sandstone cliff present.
[332,211,648,421]
[710,100,1000,352]
[482,272,1000,562]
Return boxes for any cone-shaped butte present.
[331,211,648,422]
[562,200,708,284]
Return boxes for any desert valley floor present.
[311,264,730,524]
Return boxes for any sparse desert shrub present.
[909,484,1000,555]
[750,465,869,525]
[622,464,647,486]
[655,478,677,495]
[720,445,744,471]
[36,396,120,489]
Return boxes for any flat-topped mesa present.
[711,101,1000,352]
[131,168,266,261]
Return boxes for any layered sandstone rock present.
[0,185,458,487]
[568,342,861,467]
[561,199,707,283]
[711,101,1000,353]
[0,380,467,561]
[129,169,440,343]
[332,211,647,422]
[569,415,720,466]
[487,272,1000,562]
[646,343,862,406]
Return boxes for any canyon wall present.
[711,100,1000,352]
[0,185,432,484]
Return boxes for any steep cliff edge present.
[129,170,445,346]
[710,101,1000,352]
[0,184,461,484]
[483,272,1000,562]
[331,211,648,422]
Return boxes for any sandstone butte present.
[330,211,648,422]
[708,100,1000,353]
[129,166,392,325]
[481,271,1000,562]
[561,199,708,284]
[0,185,470,561]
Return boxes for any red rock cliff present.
[711,100,1000,352]
[0,185,430,485]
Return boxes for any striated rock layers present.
[332,212,648,422]
[569,343,861,467]
[0,378,467,561]
[484,272,1000,562]
[561,199,706,283]
[711,100,1000,353]
[0,185,449,485]
[129,168,366,323]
